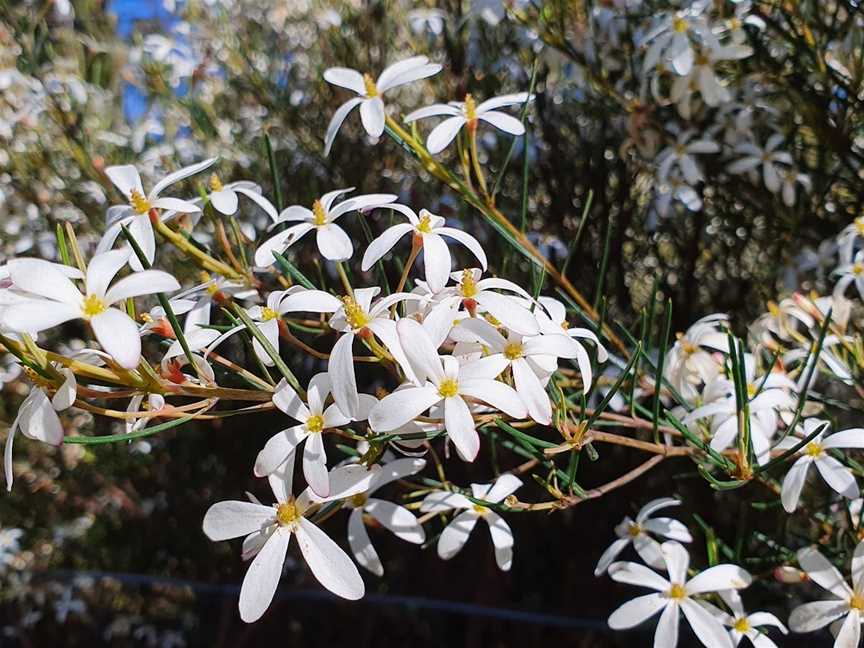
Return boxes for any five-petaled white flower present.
[727,134,793,194]
[255,374,375,497]
[594,498,692,576]
[323,56,442,155]
[202,458,378,622]
[204,175,278,221]
[701,589,787,648]
[420,473,521,570]
[254,189,397,265]
[99,159,216,270]
[1,251,180,368]
[369,319,527,461]
[789,541,864,648]
[405,92,533,155]
[362,204,487,292]
[608,541,752,648]
[657,130,720,185]
[776,419,864,513]
[345,457,426,576]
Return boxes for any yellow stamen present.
[854,263,864,276]
[342,296,370,330]
[504,342,524,360]
[208,174,224,192]
[363,73,378,97]
[276,500,300,526]
[460,269,478,298]
[855,217,864,236]
[438,378,459,398]
[306,414,325,434]
[805,441,822,458]
[850,593,864,611]
[472,503,488,515]
[129,189,151,215]
[746,383,757,398]
[667,583,687,600]
[417,212,433,234]
[733,617,750,633]
[82,294,107,318]
[484,314,502,327]
[694,51,709,66]
[350,493,368,508]
[464,93,477,122]
[312,199,327,226]
[767,301,781,318]
[673,16,688,33]
[261,307,279,321]
[627,523,642,538]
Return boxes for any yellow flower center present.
[667,583,687,600]
[485,314,502,327]
[208,174,224,192]
[312,199,328,226]
[306,414,325,434]
[504,342,524,360]
[627,523,642,538]
[850,594,864,611]
[363,73,378,97]
[805,441,823,457]
[460,269,478,298]
[342,296,370,330]
[438,378,459,398]
[855,217,864,236]
[82,294,107,318]
[733,617,750,633]
[472,503,488,515]
[854,263,864,276]
[129,189,151,215]
[729,17,742,30]
[350,493,368,508]
[695,51,709,66]
[276,500,300,526]
[261,307,279,321]
[746,383,757,398]
[767,301,781,317]
[673,16,688,33]
[464,93,477,121]
[417,213,433,234]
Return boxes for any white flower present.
[655,175,703,218]
[1,251,180,368]
[361,204,487,292]
[789,541,864,647]
[657,130,720,185]
[420,474,522,570]
[369,319,527,461]
[663,313,728,404]
[702,589,787,648]
[4,367,76,491]
[594,498,692,576]
[727,135,793,193]
[323,56,442,155]
[608,541,752,648]
[453,317,590,424]
[777,419,864,513]
[641,9,715,76]
[204,175,277,221]
[345,457,426,576]
[255,374,376,497]
[834,251,864,301]
[254,189,397,265]
[670,45,752,110]
[405,92,532,154]
[781,168,811,207]
[407,8,445,35]
[202,459,378,622]
[99,158,216,270]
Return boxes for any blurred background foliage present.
[0,0,861,645]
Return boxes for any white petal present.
[435,227,487,269]
[641,518,692,543]
[19,389,64,444]
[512,358,551,424]
[426,116,466,154]
[484,510,515,570]
[788,601,848,632]
[150,157,217,199]
[1,300,81,333]
[210,188,238,215]
[459,378,527,420]
[361,223,414,270]
[127,213,156,271]
[303,433,329,497]
[105,164,144,198]
[254,425,307,477]
[323,67,365,95]
[608,561,671,591]
[421,232,452,293]
[444,396,480,461]
[328,332,359,419]
[478,111,525,135]
[781,456,812,512]
[8,258,82,305]
[680,599,733,648]
[815,455,859,499]
[476,291,539,335]
[369,386,441,432]
[368,457,426,491]
[607,593,666,630]
[348,508,383,576]
[655,601,680,648]
[420,490,473,513]
[150,197,201,213]
[238,527,290,623]
[359,97,385,138]
[662,541,690,584]
[595,538,631,576]
[295,518,364,599]
[365,499,425,543]
[797,546,853,599]
[233,186,278,222]
[91,308,142,369]
[202,501,275,540]
[324,98,364,156]
[396,318,445,384]
[686,564,752,594]
[316,224,354,261]
[104,270,180,305]
[376,56,430,91]
[366,319,418,385]
[86,249,131,298]
[437,510,478,559]
[633,534,666,569]
[404,104,461,122]
[51,368,77,411]
[377,62,440,92]
[835,610,861,648]
[278,289,342,314]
